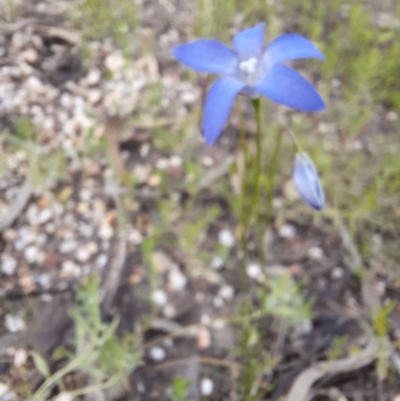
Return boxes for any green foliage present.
[1,117,67,189]
[69,0,138,54]
[29,274,142,401]
[171,377,189,401]
[259,273,312,325]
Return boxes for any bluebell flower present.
[172,23,326,145]
[293,153,325,210]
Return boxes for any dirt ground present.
[1,1,400,401]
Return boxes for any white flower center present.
[239,57,258,75]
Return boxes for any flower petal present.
[203,77,247,145]
[253,65,325,112]
[171,39,236,74]
[263,33,325,68]
[233,23,265,60]
[293,153,325,210]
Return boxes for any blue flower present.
[293,153,325,210]
[172,23,326,145]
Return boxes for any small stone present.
[95,254,108,269]
[20,49,38,64]
[76,247,90,263]
[181,90,198,104]
[98,224,114,240]
[219,285,234,300]
[133,164,150,183]
[36,233,48,246]
[128,229,142,244]
[148,174,161,187]
[213,296,224,308]
[105,52,125,72]
[156,158,169,170]
[86,69,101,86]
[168,269,187,291]
[36,273,51,289]
[59,92,73,108]
[148,346,166,362]
[61,261,80,277]
[331,267,344,279]
[5,314,26,333]
[152,289,167,306]
[24,246,39,264]
[210,256,224,270]
[0,383,10,397]
[201,156,214,167]
[14,349,28,367]
[54,392,73,401]
[86,242,98,255]
[169,155,183,168]
[26,75,43,91]
[308,246,324,260]
[38,209,53,224]
[200,378,214,396]
[218,229,235,248]
[26,204,40,225]
[3,229,17,241]
[197,327,211,349]
[139,143,151,158]
[59,240,77,254]
[162,304,176,319]
[246,263,262,279]
[1,255,17,276]
[278,224,296,238]
[87,89,102,105]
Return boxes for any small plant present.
[29,275,142,401]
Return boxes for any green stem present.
[251,98,262,223]
[238,98,248,296]
[265,129,283,228]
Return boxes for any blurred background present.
[0,0,400,400]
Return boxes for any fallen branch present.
[0,179,32,232]
[286,341,382,401]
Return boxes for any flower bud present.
[293,153,325,210]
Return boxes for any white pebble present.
[61,261,80,277]
[24,246,39,264]
[95,254,108,269]
[278,224,296,238]
[152,289,167,306]
[86,69,101,86]
[331,267,344,279]
[14,349,28,367]
[76,247,90,263]
[98,224,114,240]
[5,314,26,333]
[218,229,235,248]
[36,273,51,289]
[219,285,234,300]
[59,240,77,254]
[168,269,187,291]
[38,209,53,224]
[1,255,17,276]
[128,229,143,244]
[0,383,10,397]
[54,392,73,401]
[148,346,166,362]
[200,378,214,396]
[139,143,151,158]
[246,263,262,279]
[213,296,224,308]
[210,256,224,270]
[156,158,169,170]
[308,246,324,260]
[169,155,182,168]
